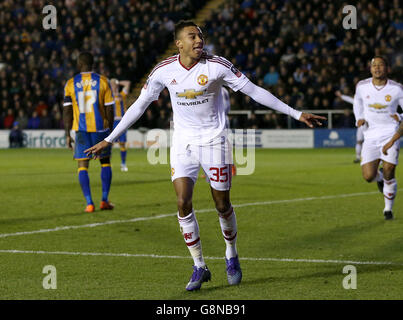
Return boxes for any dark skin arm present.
[383,122,403,155]
[63,105,74,149]
[105,105,114,132]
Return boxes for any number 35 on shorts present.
[209,166,229,182]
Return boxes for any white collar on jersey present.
[372,79,388,91]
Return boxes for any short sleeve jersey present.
[64,72,115,132]
[140,53,249,144]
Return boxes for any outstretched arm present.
[239,81,326,128]
[85,93,152,158]
[335,91,354,104]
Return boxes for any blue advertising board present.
[314,129,356,148]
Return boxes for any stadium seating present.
[0,0,402,130]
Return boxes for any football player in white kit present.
[353,56,403,220]
[85,21,326,291]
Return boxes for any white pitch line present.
[0,249,401,266]
[0,189,392,239]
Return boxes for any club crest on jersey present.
[176,89,204,99]
[385,95,391,102]
[197,74,208,86]
[231,66,242,78]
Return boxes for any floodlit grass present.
[0,148,402,299]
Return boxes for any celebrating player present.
[353,56,403,220]
[63,51,115,213]
[84,21,326,290]
[111,78,131,172]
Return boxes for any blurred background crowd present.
[0,0,402,130]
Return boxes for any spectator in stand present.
[263,66,280,87]
[0,0,205,128]
[3,108,15,129]
[246,112,261,129]
[15,110,28,129]
[1,0,402,129]
[52,109,64,129]
[261,113,280,129]
[204,0,402,127]
[27,111,40,129]
[39,109,53,129]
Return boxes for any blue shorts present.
[74,130,111,160]
[113,120,127,143]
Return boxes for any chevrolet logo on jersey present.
[369,103,387,110]
[176,89,204,99]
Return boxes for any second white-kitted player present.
[353,56,403,220]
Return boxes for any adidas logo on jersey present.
[170,79,178,85]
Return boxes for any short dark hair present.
[371,55,389,67]
[78,51,94,68]
[174,20,198,40]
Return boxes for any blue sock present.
[78,168,93,205]
[120,147,127,165]
[101,164,112,202]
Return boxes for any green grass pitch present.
[0,147,403,300]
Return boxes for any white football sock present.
[178,211,205,268]
[218,206,238,259]
[383,178,397,211]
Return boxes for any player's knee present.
[363,172,376,182]
[215,201,231,214]
[177,197,193,213]
[383,169,395,181]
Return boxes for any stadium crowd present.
[0,0,402,130]
[0,0,204,130]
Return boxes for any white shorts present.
[361,135,400,166]
[170,136,233,191]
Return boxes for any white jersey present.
[353,78,403,139]
[220,86,231,128]
[141,53,249,145]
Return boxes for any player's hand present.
[391,114,401,122]
[84,140,111,159]
[382,139,395,155]
[299,113,327,128]
[335,90,341,97]
[357,119,366,127]
[66,136,74,150]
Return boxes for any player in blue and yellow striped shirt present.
[111,78,131,171]
[63,52,115,213]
